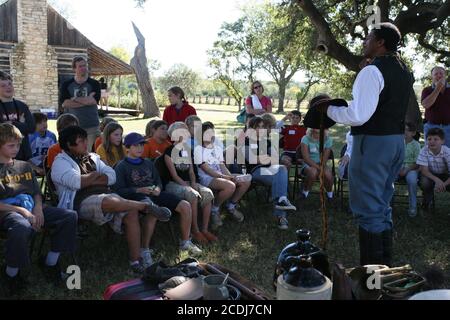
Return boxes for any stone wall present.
[11,0,58,111]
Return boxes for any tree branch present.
[417,33,450,60]
[394,1,450,35]
[378,0,391,22]
[296,0,363,71]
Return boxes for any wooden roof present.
[88,44,134,76]
[0,0,133,76]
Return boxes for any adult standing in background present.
[60,56,101,152]
[421,66,450,147]
[163,86,197,126]
[0,71,34,161]
[245,81,272,116]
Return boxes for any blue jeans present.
[0,207,77,268]
[251,165,289,218]
[398,170,419,211]
[349,135,404,233]
[424,123,450,148]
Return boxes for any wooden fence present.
[188,95,297,109]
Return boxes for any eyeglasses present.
[253,85,262,90]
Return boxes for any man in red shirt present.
[421,66,450,147]
[163,86,197,125]
[280,110,307,171]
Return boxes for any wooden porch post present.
[118,75,121,108]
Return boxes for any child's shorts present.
[78,193,127,234]
[165,182,214,207]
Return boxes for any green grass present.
[2,104,449,299]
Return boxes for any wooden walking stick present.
[304,97,348,250]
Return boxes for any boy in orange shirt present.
[46,114,79,168]
[143,120,171,159]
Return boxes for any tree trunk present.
[130,22,160,118]
[277,82,287,113]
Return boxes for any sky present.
[45,0,429,83]
[49,0,248,78]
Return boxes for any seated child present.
[300,128,334,201]
[94,116,117,151]
[185,115,202,150]
[195,122,251,225]
[51,126,170,274]
[114,132,201,262]
[28,112,57,175]
[398,122,421,217]
[143,120,172,159]
[417,127,450,211]
[96,122,126,167]
[157,122,217,244]
[46,113,79,168]
[280,111,307,171]
[144,119,158,139]
[245,117,296,230]
[226,114,256,174]
[0,123,77,296]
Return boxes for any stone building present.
[0,0,133,111]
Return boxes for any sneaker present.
[210,214,223,230]
[145,202,172,222]
[202,230,218,242]
[130,262,145,275]
[275,198,296,211]
[278,217,289,230]
[38,257,69,286]
[408,208,417,217]
[227,207,244,222]
[192,231,209,244]
[180,240,202,257]
[141,249,154,269]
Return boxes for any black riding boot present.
[382,228,393,267]
[359,227,384,266]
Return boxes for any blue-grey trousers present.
[349,135,405,233]
[0,207,78,268]
[252,165,289,218]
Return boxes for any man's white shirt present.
[327,65,385,126]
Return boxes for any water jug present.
[276,255,332,300]
[273,229,330,289]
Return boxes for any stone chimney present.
[10,0,58,110]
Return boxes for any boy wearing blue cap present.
[114,132,201,258]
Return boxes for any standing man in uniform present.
[60,56,101,152]
[318,23,413,266]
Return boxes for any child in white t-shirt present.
[194,122,251,226]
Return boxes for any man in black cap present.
[318,23,413,266]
